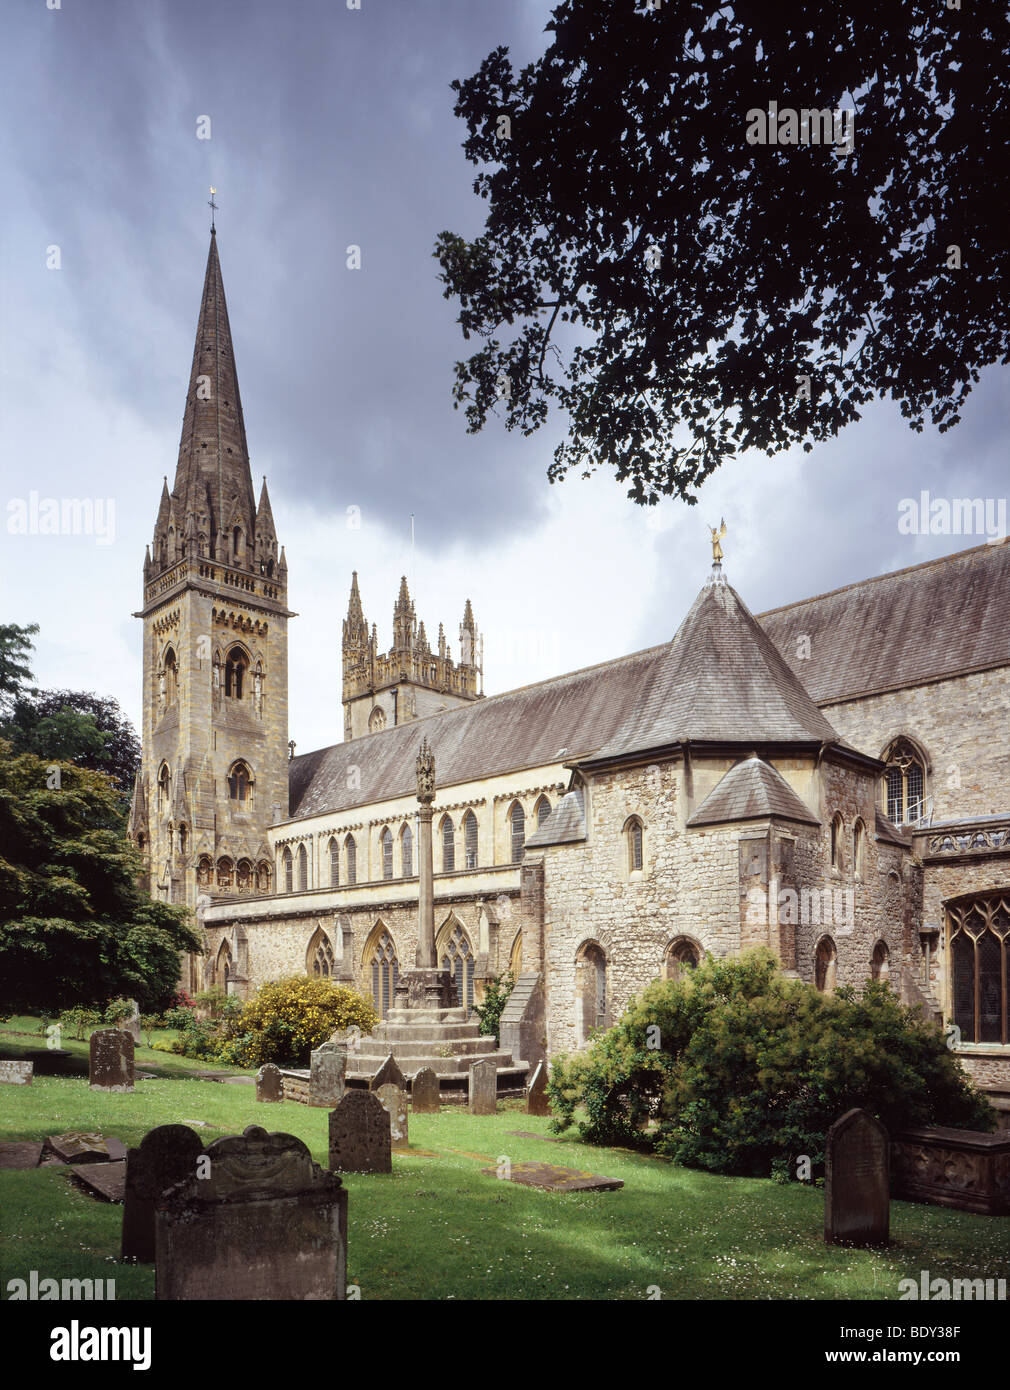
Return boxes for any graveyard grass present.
[2,1071,1006,1301]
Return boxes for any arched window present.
[853,819,866,881]
[282,846,293,893]
[509,801,525,864]
[236,858,252,892]
[627,816,644,873]
[197,855,213,888]
[297,843,308,891]
[380,826,393,880]
[217,857,234,890]
[948,895,1010,1044]
[368,929,399,1019]
[440,920,475,1012]
[575,941,608,1045]
[664,937,701,982]
[368,706,386,733]
[882,737,927,825]
[463,810,478,870]
[232,526,242,562]
[224,646,248,699]
[214,939,233,988]
[164,647,179,702]
[255,860,272,893]
[308,928,334,978]
[401,823,413,877]
[830,814,843,872]
[535,796,552,828]
[345,835,357,885]
[441,815,455,873]
[329,837,340,887]
[814,936,838,993]
[228,761,252,804]
[158,763,171,812]
[870,940,890,982]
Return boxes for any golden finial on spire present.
[709,517,727,563]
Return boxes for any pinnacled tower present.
[131,228,293,971]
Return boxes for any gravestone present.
[411,1066,440,1114]
[824,1108,890,1247]
[256,1064,283,1103]
[375,1083,409,1149]
[74,1161,127,1204]
[46,1132,127,1164]
[328,1091,391,1174]
[309,1043,347,1108]
[525,1060,550,1117]
[469,1059,497,1115]
[89,1029,134,1093]
[155,1126,347,1300]
[481,1160,623,1192]
[0,1060,33,1086]
[369,1053,406,1092]
[122,1124,205,1262]
[124,1000,142,1044]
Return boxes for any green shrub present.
[547,949,994,1178]
[57,1006,103,1041]
[103,999,133,1026]
[473,970,515,1045]
[214,976,379,1068]
[139,1014,163,1047]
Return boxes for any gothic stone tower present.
[341,573,483,739]
[130,231,292,974]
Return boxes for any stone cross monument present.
[394,739,455,1009]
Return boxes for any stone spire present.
[342,572,370,673]
[460,598,478,668]
[254,477,278,574]
[392,576,415,654]
[167,231,256,569]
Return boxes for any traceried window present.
[308,928,334,978]
[228,761,252,804]
[401,823,413,877]
[948,895,1010,1045]
[224,646,248,699]
[440,921,475,1012]
[329,837,340,887]
[509,801,526,864]
[282,847,293,893]
[882,738,926,824]
[297,843,308,891]
[381,826,394,880]
[369,929,399,1019]
[442,816,455,873]
[368,706,386,733]
[463,810,478,870]
[345,835,357,885]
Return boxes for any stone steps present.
[349,1049,520,1078]
[353,1037,499,1060]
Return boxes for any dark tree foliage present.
[0,624,38,713]
[435,1,1007,504]
[0,745,199,1016]
[4,689,141,796]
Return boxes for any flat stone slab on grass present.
[506,1131,566,1144]
[0,1141,44,1170]
[71,1160,126,1203]
[45,1133,127,1165]
[481,1161,624,1192]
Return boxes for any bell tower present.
[131,229,293,971]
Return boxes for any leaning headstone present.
[124,1000,142,1044]
[369,1053,406,1092]
[155,1126,347,1300]
[0,1060,33,1086]
[469,1059,497,1115]
[256,1064,283,1103]
[309,1043,347,1108]
[328,1091,391,1174]
[122,1124,205,1262]
[89,1029,134,1093]
[824,1108,890,1247]
[411,1066,440,1114]
[375,1083,409,1149]
[525,1060,550,1117]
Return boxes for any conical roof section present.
[688,756,820,827]
[172,231,256,555]
[587,574,840,762]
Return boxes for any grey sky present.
[1,0,1007,754]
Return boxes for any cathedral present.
[129,231,1010,1107]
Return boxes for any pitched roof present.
[288,645,667,820]
[583,575,839,765]
[526,790,588,847]
[757,539,1010,704]
[687,756,820,828]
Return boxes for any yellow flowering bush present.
[216,976,378,1068]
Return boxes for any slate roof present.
[583,577,840,766]
[757,539,1010,704]
[687,756,821,828]
[526,790,588,847]
[875,806,912,847]
[287,645,666,820]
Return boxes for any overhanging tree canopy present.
[434,1,1006,503]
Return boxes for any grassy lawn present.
[0,1018,251,1080]
[1,1071,1006,1301]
